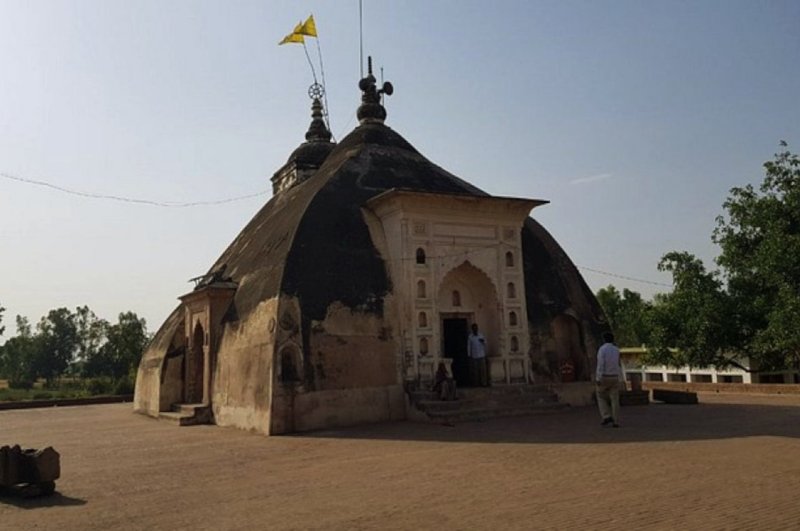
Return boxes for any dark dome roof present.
[286,140,336,168]
[146,108,600,362]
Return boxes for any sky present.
[1,0,799,338]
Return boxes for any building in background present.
[620,347,800,385]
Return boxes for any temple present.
[134,68,607,434]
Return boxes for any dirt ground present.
[2,393,800,530]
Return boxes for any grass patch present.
[0,377,131,402]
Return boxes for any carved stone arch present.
[438,260,499,299]
[437,260,501,358]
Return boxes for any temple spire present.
[357,56,393,124]
[305,96,332,143]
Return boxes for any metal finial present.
[357,55,393,124]
[305,96,332,143]
[308,82,325,100]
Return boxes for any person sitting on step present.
[432,362,457,401]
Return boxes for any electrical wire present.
[3,170,672,287]
[578,266,672,288]
[1,171,268,207]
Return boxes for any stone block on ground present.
[652,388,699,404]
[620,390,650,406]
[0,444,60,495]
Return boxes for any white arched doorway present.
[437,261,499,386]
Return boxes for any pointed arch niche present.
[437,261,500,358]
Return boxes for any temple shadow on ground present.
[294,401,800,445]
[0,491,87,510]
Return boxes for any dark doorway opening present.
[442,318,470,386]
[186,323,205,403]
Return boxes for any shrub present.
[33,391,53,400]
[9,378,35,390]
[113,375,134,395]
[86,378,112,396]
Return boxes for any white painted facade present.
[620,348,800,384]
[365,190,547,386]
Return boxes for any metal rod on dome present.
[314,34,332,134]
[359,0,364,77]
[302,41,318,85]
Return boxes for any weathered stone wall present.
[211,298,278,434]
[269,296,403,434]
[159,355,183,411]
[291,385,406,433]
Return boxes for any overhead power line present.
[1,171,268,207]
[578,266,672,288]
[3,170,672,289]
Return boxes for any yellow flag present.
[279,31,304,45]
[298,15,317,37]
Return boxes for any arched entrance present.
[186,322,205,403]
[437,261,499,386]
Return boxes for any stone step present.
[425,402,569,424]
[410,384,556,403]
[408,383,564,424]
[416,393,558,413]
[157,411,203,426]
[459,384,555,396]
[171,403,207,416]
[159,403,212,426]
[652,388,698,405]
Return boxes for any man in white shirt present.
[596,332,623,427]
[467,323,489,387]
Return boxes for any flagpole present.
[314,37,333,135]
[301,41,318,85]
[359,0,364,78]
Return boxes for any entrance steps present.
[409,384,568,424]
[158,403,212,426]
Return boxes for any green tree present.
[713,142,800,371]
[84,312,148,379]
[644,252,736,369]
[595,285,652,347]
[72,306,108,373]
[33,308,79,385]
[0,316,37,388]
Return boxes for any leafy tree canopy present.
[84,312,148,379]
[0,305,149,388]
[595,285,652,347]
[642,144,800,371]
[712,142,800,370]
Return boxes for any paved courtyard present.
[2,393,800,530]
